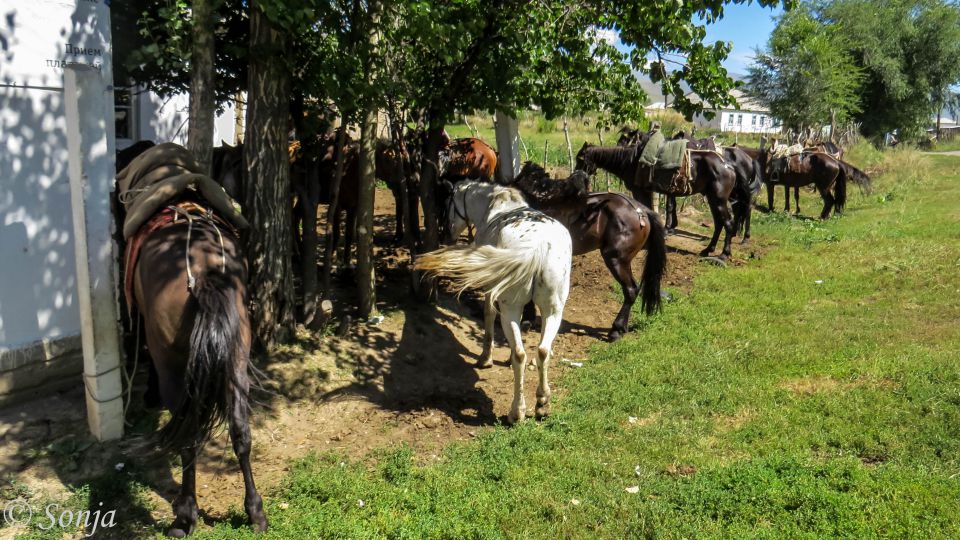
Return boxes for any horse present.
[119,145,267,537]
[510,163,666,340]
[440,138,499,181]
[618,131,761,243]
[739,146,869,219]
[117,140,157,172]
[415,180,572,424]
[576,137,739,260]
[765,142,844,214]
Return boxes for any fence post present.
[495,110,521,181]
[64,63,124,442]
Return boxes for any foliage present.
[749,0,960,139]
[746,6,864,132]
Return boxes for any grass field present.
[9,148,959,539]
[156,151,959,538]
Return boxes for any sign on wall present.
[0,0,113,90]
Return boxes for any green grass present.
[186,154,960,538]
[16,151,960,539]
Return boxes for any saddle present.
[117,142,249,239]
[636,131,695,195]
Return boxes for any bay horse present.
[441,137,499,181]
[770,141,845,214]
[415,181,572,424]
[510,163,666,340]
[576,138,738,259]
[121,148,267,536]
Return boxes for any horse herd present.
[113,125,870,536]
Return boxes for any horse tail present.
[640,208,667,316]
[158,269,239,453]
[750,158,763,196]
[840,160,872,193]
[834,164,848,214]
[415,242,553,304]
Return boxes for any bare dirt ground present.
[0,189,762,535]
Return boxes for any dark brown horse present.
[122,150,267,536]
[576,138,738,259]
[508,163,667,340]
[618,130,761,243]
[766,141,844,214]
[740,147,869,219]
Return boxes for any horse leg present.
[702,192,734,259]
[499,303,527,424]
[169,447,199,537]
[794,186,801,214]
[228,375,268,532]
[766,182,775,212]
[783,185,790,213]
[479,293,496,368]
[534,302,563,419]
[665,195,677,232]
[602,252,637,341]
[818,183,835,220]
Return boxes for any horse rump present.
[158,269,241,453]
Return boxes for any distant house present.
[690,89,781,134]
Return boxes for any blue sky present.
[699,3,785,75]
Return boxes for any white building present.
[691,89,781,134]
[0,0,235,409]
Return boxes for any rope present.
[122,311,140,426]
[167,204,227,290]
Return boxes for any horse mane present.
[512,162,589,205]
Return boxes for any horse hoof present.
[535,405,550,419]
[698,248,713,257]
[168,526,192,538]
[476,358,493,369]
[740,238,750,246]
[608,330,622,342]
[507,409,525,425]
[252,517,268,533]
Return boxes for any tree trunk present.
[414,118,447,302]
[244,2,295,348]
[322,127,348,294]
[357,110,378,319]
[187,0,215,173]
[301,151,320,327]
[829,109,837,144]
[563,116,574,172]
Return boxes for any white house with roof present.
[691,88,781,134]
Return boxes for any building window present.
[737,114,743,125]
[115,88,135,141]
[751,115,757,126]
[727,114,734,125]
[760,116,766,126]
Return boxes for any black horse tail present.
[159,270,240,453]
[640,208,668,316]
[834,164,848,214]
[750,159,763,196]
[841,160,872,193]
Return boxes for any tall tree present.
[187,0,216,173]
[244,1,296,347]
[356,4,381,319]
[746,6,863,134]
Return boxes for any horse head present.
[575,142,597,174]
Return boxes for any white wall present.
[718,110,780,134]
[119,88,237,149]
[0,0,113,353]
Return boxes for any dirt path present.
[0,189,761,535]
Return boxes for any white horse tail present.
[415,243,544,303]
